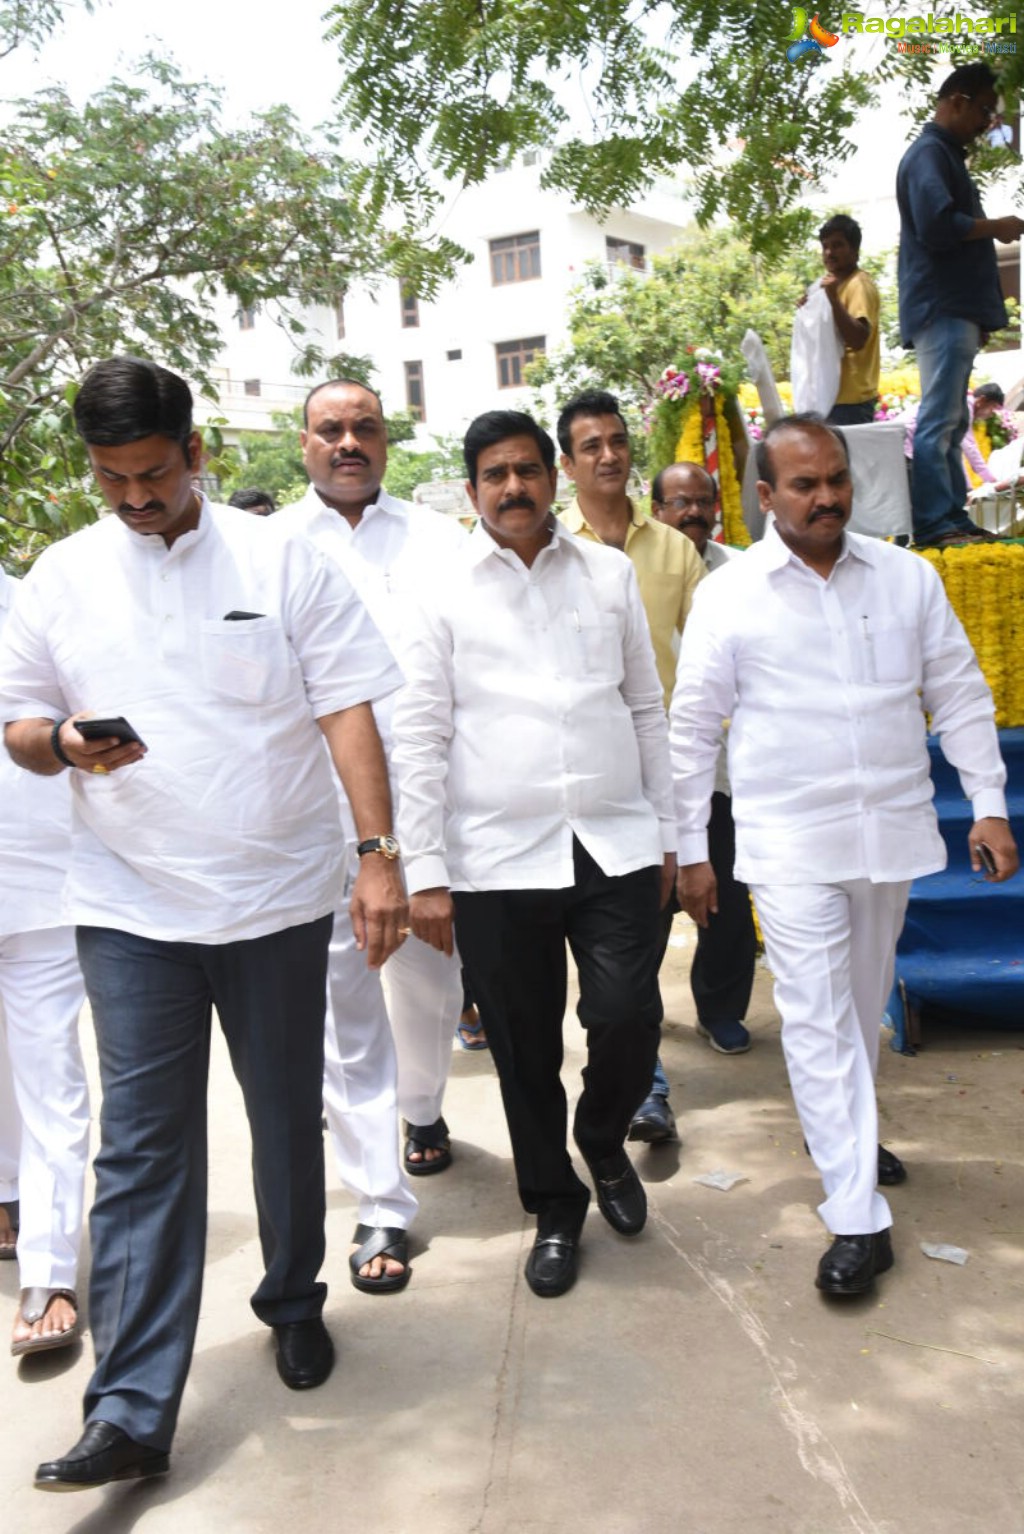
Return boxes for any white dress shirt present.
[0,571,72,937]
[392,519,674,895]
[0,501,402,943]
[670,523,1007,884]
[279,486,466,755]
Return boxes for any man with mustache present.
[280,378,468,1293]
[670,414,1018,1297]
[557,391,707,1144]
[392,410,676,1299]
[0,356,406,1488]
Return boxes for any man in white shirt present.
[670,415,1018,1297]
[393,409,676,1300]
[0,357,406,1490]
[0,571,89,1361]
[278,379,467,1294]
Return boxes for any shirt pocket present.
[200,617,291,705]
[572,610,623,681]
[864,618,919,686]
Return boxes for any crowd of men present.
[0,58,1019,1497]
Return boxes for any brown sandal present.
[11,1288,79,1357]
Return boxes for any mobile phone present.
[977,843,998,876]
[76,716,147,748]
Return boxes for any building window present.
[606,236,646,271]
[335,295,346,340]
[238,304,257,331]
[446,349,462,361]
[404,360,425,421]
[243,379,261,397]
[490,232,541,286]
[400,284,420,328]
[495,336,545,390]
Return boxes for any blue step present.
[888,729,1024,1051]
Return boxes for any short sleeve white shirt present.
[0,501,403,943]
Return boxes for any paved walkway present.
[2,927,1023,1533]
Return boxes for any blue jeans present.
[911,315,979,543]
[76,917,331,1450]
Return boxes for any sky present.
[4,0,343,126]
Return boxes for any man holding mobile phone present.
[670,414,1018,1301]
[0,357,406,1491]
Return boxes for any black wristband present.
[50,718,76,769]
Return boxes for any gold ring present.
[91,764,109,775]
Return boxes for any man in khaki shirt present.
[556,390,705,711]
[557,390,707,1145]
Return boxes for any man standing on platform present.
[670,414,1017,1298]
[896,62,1024,548]
[0,356,406,1490]
[393,409,675,1299]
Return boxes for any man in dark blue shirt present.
[896,63,1023,549]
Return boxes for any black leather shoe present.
[877,1145,907,1186]
[627,1095,678,1145]
[587,1151,647,1235]
[815,1230,894,1296]
[525,1232,580,1297]
[35,1421,169,1492]
[802,1140,908,1187]
[272,1317,334,1389]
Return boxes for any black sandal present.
[349,1224,411,1294]
[403,1116,452,1177]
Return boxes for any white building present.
[193,155,693,446]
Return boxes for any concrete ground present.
[2,922,1023,1534]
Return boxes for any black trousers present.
[453,839,661,1233]
[657,792,757,1024]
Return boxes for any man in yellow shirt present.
[557,391,705,710]
[557,390,708,1145]
[818,214,880,427]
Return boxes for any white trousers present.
[385,930,464,1127]
[751,879,910,1237]
[0,926,89,1289]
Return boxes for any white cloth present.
[841,421,913,540]
[790,280,844,417]
[393,520,674,895]
[279,486,466,1146]
[0,926,88,1288]
[671,523,1007,882]
[753,879,908,1235]
[0,500,403,944]
[0,572,73,936]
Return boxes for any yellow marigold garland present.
[673,400,749,548]
[715,395,749,548]
[915,543,1024,727]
